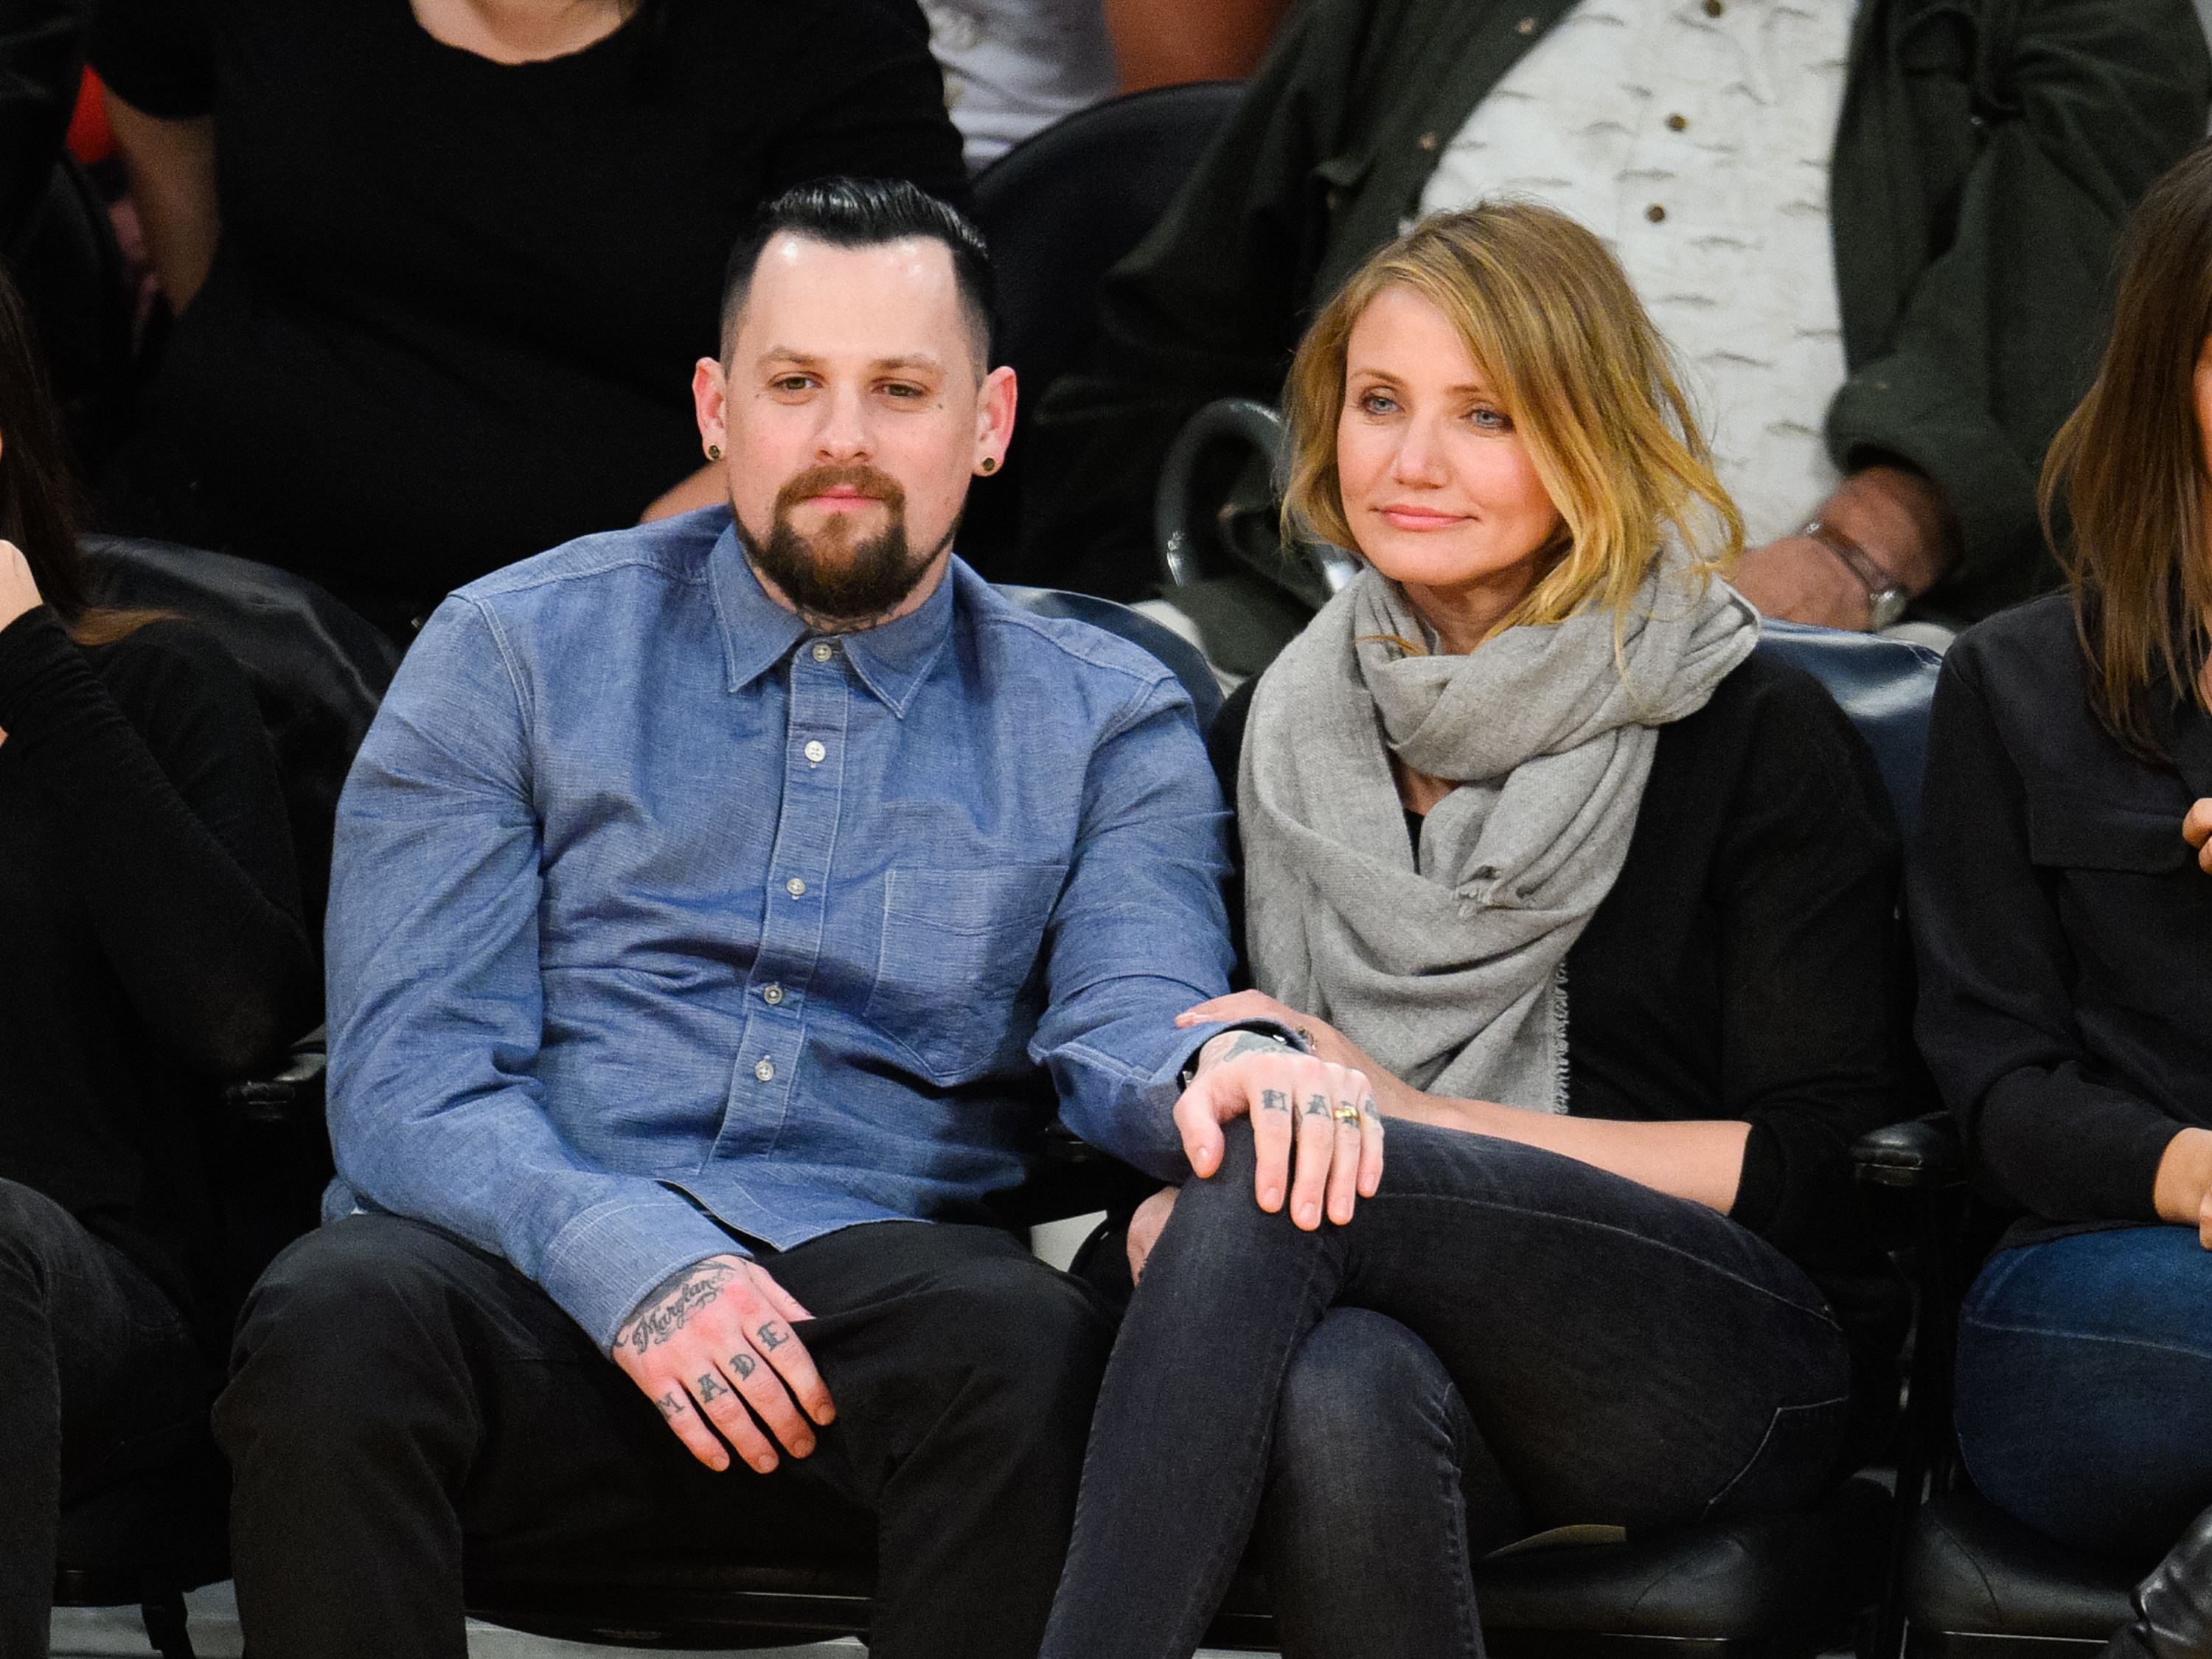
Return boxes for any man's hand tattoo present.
[1304,1093,1330,1119]
[656,1392,685,1420]
[1260,1088,1290,1115]
[620,1261,737,1357]
[1209,1030,1285,1067]
[728,1352,757,1380]
[697,1372,730,1403]
[756,1322,789,1352]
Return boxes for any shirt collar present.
[706,515,956,717]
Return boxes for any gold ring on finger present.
[1333,1105,1361,1125]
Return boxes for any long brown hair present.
[2040,141,2212,762]
[1281,201,1742,640]
[0,262,168,646]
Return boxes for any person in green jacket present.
[1023,0,2209,650]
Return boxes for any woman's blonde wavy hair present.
[1281,201,1742,637]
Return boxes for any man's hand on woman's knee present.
[611,1253,835,1472]
[1175,1030,1383,1231]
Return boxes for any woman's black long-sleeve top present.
[1213,652,1912,1363]
[1909,593,2212,1248]
[0,604,316,1352]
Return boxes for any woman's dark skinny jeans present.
[0,1178,209,1659]
[1040,1119,1856,1659]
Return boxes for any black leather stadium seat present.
[1902,1486,2140,1658]
[961,81,1245,577]
[79,535,404,945]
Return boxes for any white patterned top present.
[1419,0,1855,545]
[922,0,1120,170]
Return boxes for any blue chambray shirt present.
[323,507,1240,1350]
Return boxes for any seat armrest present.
[223,1026,327,1125]
[1852,1113,1964,1189]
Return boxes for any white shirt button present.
[804,740,827,765]
[786,877,807,897]
[812,642,834,663]
[754,1057,775,1082]
[762,984,784,1005]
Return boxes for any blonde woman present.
[1038,204,1907,1659]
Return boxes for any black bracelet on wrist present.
[1178,1025,1304,1090]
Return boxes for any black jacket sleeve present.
[0,606,315,1075]
[1907,644,2182,1222]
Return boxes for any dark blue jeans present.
[1956,1225,2212,1562]
[1040,1119,1857,1659]
[0,1177,210,1659]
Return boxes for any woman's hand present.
[2186,799,2212,874]
[1180,990,1356,1067]
[2155,1127,2212,1248]
[0,540,44,633]
[1125,1186,1179,1284]
[1174,1023,1383,1229]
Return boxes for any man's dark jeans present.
[1040,1120,1857,1659]
[0,1178,210,1659]
[215,1212,1116,1659]
[1957,1225,2212,1562]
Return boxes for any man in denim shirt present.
[210,179,1377,1659]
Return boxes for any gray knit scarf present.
[1239,554,1759,1111]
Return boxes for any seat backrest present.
[1751,622,1943,841]
[973,80,1245,411]
[78,536,404,947]
[961,81,1247,573]
[995,584,1224,733]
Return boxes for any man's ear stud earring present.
[706,445,722,462]
[979,456,997,473]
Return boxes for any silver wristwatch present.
[1801,518,1909,632]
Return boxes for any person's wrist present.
[1800,518,1908,631]
[1182,1023,1302,1088]
[1820,465,1958,597]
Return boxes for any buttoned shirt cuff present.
[537,1189,752,1355]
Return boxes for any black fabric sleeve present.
[1713,671,1903,1265]
[86,0,212,118]
[0,607,314,1074]
[0,0,85,235]
[757,0,971,219]
[1907,647,2180,1222]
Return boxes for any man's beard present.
[740,464,956,630]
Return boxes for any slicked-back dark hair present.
[719,177,997,374]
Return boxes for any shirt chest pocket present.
[863,863,1069,1085]
[2027,796,2196,877]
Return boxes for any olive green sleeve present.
[1826,0,2211,625]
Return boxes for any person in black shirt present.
[0,264,313,1658]
[87,0,970,634]
[1912,144,2212,1649]
[1037,206,1907,1659]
